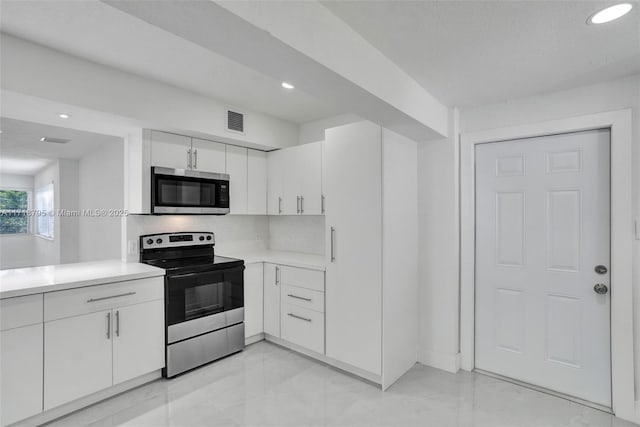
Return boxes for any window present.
[0,189,30,234]
[35,183,54,239]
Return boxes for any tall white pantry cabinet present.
[324,121,419,389]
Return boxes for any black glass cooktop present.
[143,255,243,275]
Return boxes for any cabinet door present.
[226,145,248,214]
[299,142,323,215]
[282,147,301,215]
[0,324,43,426]
[244,263,264,339]
[247,149,267,215]
[267,150,284,215]
[324,121,383,376]
[150,130,191,169]
[44,310,113,410]
[192,138,226,173]
[112,300,165,385]
[263,263,281,337]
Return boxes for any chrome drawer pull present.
[87,292,136,303]
[287,294,311,302]
[106,312,111,339]
[288,313,312,322]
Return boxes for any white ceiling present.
[0,117,121,175]
[323,0,640,108]
[0,0,337,124]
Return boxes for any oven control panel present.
[141,232,214,250]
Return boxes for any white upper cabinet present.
[150,130,192,169]
[191,138,226,173]
[150,131,226,173]
[267,142,323,215]
[226,145,248,214]
[247,149,267,215]
[298,142,323,215]
[267,150,284,215]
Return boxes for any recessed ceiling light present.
[58,113,71,119]
[281,82,295,89]
[40,136,71,144]
[588,3,633,24]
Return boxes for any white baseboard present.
[245,333,265,346]
[13,370,162,427]
[264,334,382,386]
[418,349,461,373]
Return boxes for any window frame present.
[0,187,32,236]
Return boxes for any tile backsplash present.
[126,214,326,261]
[268,215,325,255]
[126,214,269,261]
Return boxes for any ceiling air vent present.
[226,109,244,134]
[40,136,70,144]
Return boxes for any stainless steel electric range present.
[139,232,244,378]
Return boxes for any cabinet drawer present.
[282,284,324,313]
[0,294,43,331]
[45,277,164,322]
[280,266,324,292]
[281,303,324,355]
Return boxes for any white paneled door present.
[475,129,611,407]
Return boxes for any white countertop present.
[0,260,165,299]
[219,250,326,271]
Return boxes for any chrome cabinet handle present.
[296,196,300,214]
[115,310,120,337]
[321,195,325,214]
[300,196,304,214]
[287,294,311,302]
[187,149,192,169]
[330,227,336,262]
[278,197,282,214]
[275,266,280,285]
[288,313,311,322]
[194,149,198,169]
[106,312,111,339]
[87,292,136,303]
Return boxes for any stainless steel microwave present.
[151,167,230,214]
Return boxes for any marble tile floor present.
[46,341,638,427]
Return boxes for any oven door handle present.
[167,272,200,279]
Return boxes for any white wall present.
[455,75,640,412]
[298,113,361,144]
[267,216,325,255]
[0,34,299,150]
[33,161,60,266]
[58,159,79,264]
[417,108,461,372]
[78,140,124,262]
[125,215,269,262]
[0,173,36,269]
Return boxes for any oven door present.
[166,266,244,343]
[151,167,230,214]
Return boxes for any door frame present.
[460,109,635,421]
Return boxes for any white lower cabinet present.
[263,263,281,337]
[112,300,165,384]
[281,304,324,354]
[0,324,43,426]
[43,277,165,412]
[244,263,264,339]
[44,310,114,410]
[263,264,325,355]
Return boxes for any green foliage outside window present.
[0,189,29,234]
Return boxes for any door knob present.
[593,283,608,295]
